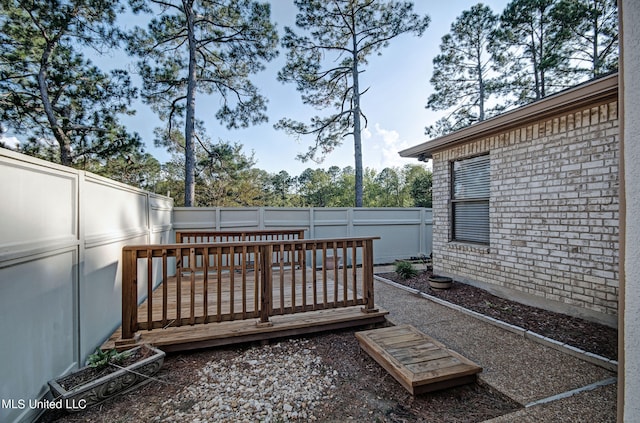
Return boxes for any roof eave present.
[399,73,619,160]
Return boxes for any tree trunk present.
[477,45,485,121]
[183,0,197,206]
[531,30,542,100]
[38,40,72,166]
[537,15,545,98]
[592,7,599,77]
[352,32,363,207]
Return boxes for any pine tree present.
[0,0,140,167]
[492,0,577,103]
[426,4,502,137]
[128,0,278,206]
[556,0,618,78]
[276,0,429,207]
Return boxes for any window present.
[451,154,490,244]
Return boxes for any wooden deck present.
[137,267,365,325]
[104,266,388,352]
[355,325,482,395]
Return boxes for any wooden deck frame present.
[105,306,388,352]
[119,236,382,350]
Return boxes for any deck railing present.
[175,228,306,243]
[175,229,306,273]
[120,237,379,342]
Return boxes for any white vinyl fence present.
[173,206,433,264]
[0,148,432,423]
[0,148,173,423]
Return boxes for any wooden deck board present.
[355,325,482,395]
[104,266,388,352]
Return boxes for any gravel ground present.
[41,331,520,423]
[377,269,618,360]
[152,338,333,422]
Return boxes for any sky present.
[3,0,511,176]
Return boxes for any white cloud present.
[0,135,20,149]
[363,123,422,169]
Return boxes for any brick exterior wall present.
[431,100,619,326]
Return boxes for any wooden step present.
[355,325,482,395]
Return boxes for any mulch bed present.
[377,269,617,360]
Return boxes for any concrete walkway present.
[372,266,617,422]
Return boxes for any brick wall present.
[431,100,619,326]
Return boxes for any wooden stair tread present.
[355,324,482,395]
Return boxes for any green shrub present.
[394,261,418,280]
[87,348,131,369]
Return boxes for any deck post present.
[121,248,138,340]
[258,243,273,327]
[361,238,378,313]
[296,229,304,270]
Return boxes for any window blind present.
[453,155,490,199]
[452,155,490,244]
[454,202,490,244]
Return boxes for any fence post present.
[361,238,378,313]
[257,243,273,326]
[120,248,138,344]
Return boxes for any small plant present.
[394,261,418,280]
[87,348,131,369]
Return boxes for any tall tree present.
[269,170,295,206]
[128,0,278,206]
[88,151,163,191]
[403,164,432,207]
[0,0,140,167]
[196,140,257,206]
[426,3,502,137]
[159,139,264,206]
[296,167,335,207]
[556,0,618,78]
[374,167,402,206]
[276,0,429,207]
[492,0,577,103]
